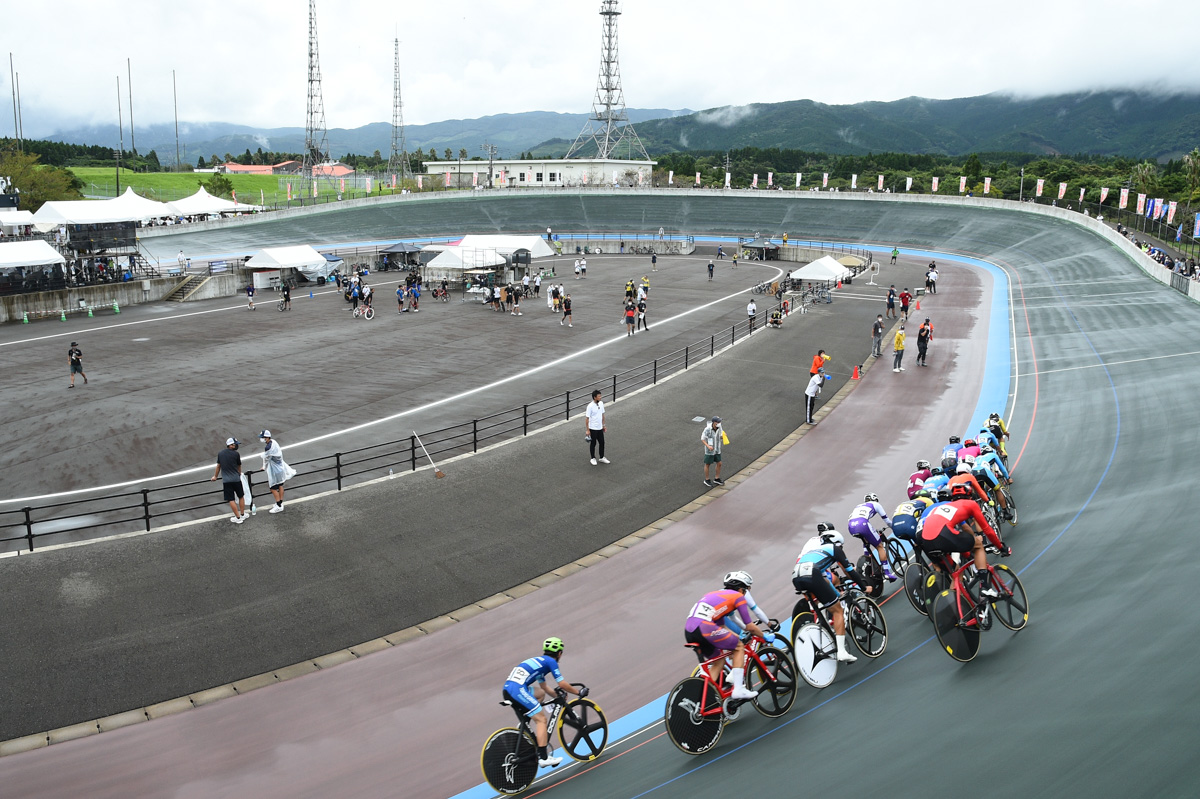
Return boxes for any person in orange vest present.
[810,349,830,376]
[917,318,934,366]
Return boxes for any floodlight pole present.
[116,76,124,195]
[173,70,181,171]
[1019,167,1024,202]
[481,143,497,189]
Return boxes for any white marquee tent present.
[245,245,333,280]
[0,240,66,271]
[0,210,34,234]
[32,187,174,232]
[167,186,261,216]
[454,234,555,259]
[788,254,852,283]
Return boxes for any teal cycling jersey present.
[976,451,1010,481]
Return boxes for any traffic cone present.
[309,291,313,298]
[915,299,921,311]
[60,310,66,322]
[836,280,842,289]
[113,301,120,314]
[87,307,93,317]
[852,364,861,380]
[21,311,28,324]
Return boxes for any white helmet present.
[820,530,845,547]
[723,571,753,590]
[956,461,973,473]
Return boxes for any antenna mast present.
[303,0,333,192]
[387,37,411,181]
[565,0,649,161]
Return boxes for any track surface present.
[3,195,1198,797]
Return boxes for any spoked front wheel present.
[746,646,797,718]
[931,590,981,663]
[363,307,375,320]
[989,563,1030,631]
[856,555,884,600]
[793,623,838,688]
[480,727,538,795]
[886,537,912,578]
[847,593,888,658]
[559,698,608,761]
[664,677,724,755]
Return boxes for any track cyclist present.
[986,413,1011,460]
[891,491,935,543]
[684,572,775,701]
[972,445,1015,521]
[501,638,587,769]
[848,494,898,581]
[916,499,1011,596]
[924,466,950,498]
[792,526,862,663]
[941,435,964,473]
[948,458,992,506]
[908,460,932,499]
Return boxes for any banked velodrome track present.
[3,192,1199,797]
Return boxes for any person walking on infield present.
[246,283,256,310]
[534,273,542,298]
[871,314,885,358]
[585,389,609,465]
[211,437,248,523]
[574,259,581,279]
[926,262,938,294]
[68,341,88,387]
[747,298,757,332]
[561,294,573,327]
[397,285,406,313]
[510,285,521,316]
[259,430,296,513]
[708,260,715,281]
[885,285,897,319]
[702,416,725,486]
[637,296,649,331]
[899,287,912,321]
[580,258,587,278]
[625,301,637,336]
[893,324,906,372]
[805,368,824,424]
[641,275,650,296]
[651,253,658,271]
[890,247,899,265]
[282,282,292,310]
[917,318,934,366]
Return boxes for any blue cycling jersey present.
[977,430,1000,450]
[925,473,950,495]
[796,542,855,574]
[976,451,1010,481]
[920,500,950,520]
[941,443,964,461]
[503,655,563,689]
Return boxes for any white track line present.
[1020,348,1200,377]
[2,265,784,504]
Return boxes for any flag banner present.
[232,190,237,205]
[1136,193,1146,214]
[984,177,991,194]
[725,172,731,188]
[1194,213,1199,238]
[260,189,265,205]
[1079,187,1085,204]
[695,171,701,185]
[851,174,858,189]
[613,170,619,184]
[1036,178,1044,197]
[500,169,506,185]
[339,178,345,193]
[583,172,589,185]
[392,174,397,189]
[668,170,673,185]
[932,176,939,192]
[1100,187,1109,204]
[1159,199,1169,220]
[637,171,643,186]
[313,181,318,197]
[1177,223,1184,242]
[445,172,451,187]
[767,172,773,187]
[365,178,372,194]
[1058,182,1066,199]
[287,182,292,201]
[906,176,913,192]
[878,174,884,191]
[1119,188,1129,209]
[823,173,829,187]
[796,173,802,187]
[417,175,423,189]
[959,176,967,193]
[472,172,477,186]
[1145,198,1155,218]
[528,171,534,185]
[752,174,759,188]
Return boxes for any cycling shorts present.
[848,517,880,546]
[972,468,999,490]
[892,514,918,541]
[792,571,839,606]
[941,456,958,472]
[502,683,545,718]
[918,525,976,558]
[684,621,739,662]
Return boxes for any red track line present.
[527,728,668,797]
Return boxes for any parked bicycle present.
[353,304,375,320]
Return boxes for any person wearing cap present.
[258,430,297,513]
[211,438,247,523]
[67,341,87,388]
[917,318,934,366]
[805,368,825,425]
[701,416,725,487]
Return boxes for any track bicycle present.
[902,545,950,618]
[277,298,289,311]
[480,683,609,795]
[852,526,912,599]
[928,549,1029,663]
[665,634,797,755]
[789,579,888,689]
[352,304,375,320]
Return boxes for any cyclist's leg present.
[506,684,549,749]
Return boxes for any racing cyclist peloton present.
[986,412,1011,460]
[941,435,965,473]
[908,460,932,499]
[970,446,1015,521]
[916,498,1012,597]
[684,572,776,701]
[792,523,862,663]
[847,493,898,582]
[501,637,587,768]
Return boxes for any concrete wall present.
[0,277,179,324]
[183,272,250,302]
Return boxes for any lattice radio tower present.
[302,0,333,191]
[387,38,411,180]
[565,0,649,161]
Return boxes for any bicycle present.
[665,634,797,755]
[480,684,609,795]
[902,545,949,617]
[277,298,289,311]
[789,579,888,689]
[752,281,771,295]
[352,304,375,320]
[928,550,1029,663]
[852,526,912,599]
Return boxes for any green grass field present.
[70,167,290,204]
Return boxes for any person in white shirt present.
[747,299,758,332]
[584,389,609,466]
[574,259,581,279]
[805,367,825,424]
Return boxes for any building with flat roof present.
[421,158,655,189]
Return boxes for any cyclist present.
[924,466,950,498]
[907,460,932,498]
[502,637,586,769]
[977,427,1002,454]
[847,493,897,582]
[948,459,991,506]
[958,438,981,461]
[792,527,862,663]
[719,575,780,640]
[916,498,1011,596]
[972,446,1014,521]
[684,572,775,701]
[940,435,964,473]
[986,413,1011,460]
[892,491,935,542]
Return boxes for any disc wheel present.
[559,698,608,761]
[931,589,981,663]
[989,563,1030,631]
[847,594,888,658]
[788,609,815,653]
[746,646,797,718]
[480,727,538,795]
[793,623,838,688]
[904,562,932,617]
[664,677,724,755]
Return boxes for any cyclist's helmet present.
[816,521,837,534]
[930,467,944,476]
[938,486,955,501]
[543,637,565,659]
[723,571,754,590]
[980,444,995,454]
[864,493,880,503]
[949,435,961,444]
[916,459,931,470]
[949,483,973,498]
[988,412,1001,422]
[915,489,932,499]
[963,439,977,448]
[820,530,844,547]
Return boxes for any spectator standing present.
[651,253,658,271]
[707,260,715,281]
[259,430,296,513]
[810,349,830,376]
[890,247,899,265]
[534,273,542,298]
[585,389,608,465]
[177,250,187,270]
[805,368,824,424]
[701,416,725,486]
[899,287,912,321]
[641,275,650,297]
[717,245,725,260]
[747,298,757,332]
[67,341,87,388]
[210,437,247,523]
[624,300,637,336]
[282,282,292,310]
[561,293,573,327]
[927,263,938,294]
[658,226,665,240]
[246,283,256,310]
[580,258,587,278]
[575,259,582,279]
[637,295,649,331]
[522,273,530,297]
[871,314,885,358]
[885,285,897,318]
[893,324,906,372]
[916,318,934,366]
[510,284,520,316]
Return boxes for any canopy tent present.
[425,247,506,271]
[32,187,174,232]
[0,240,66,271]
[0,210,34,233]
[455,234,555,259]
[381,241,422,254]
[167,186,261,216]
[245,245,333,280]
[788,254,852,283]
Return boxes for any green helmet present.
[543,637,565,658]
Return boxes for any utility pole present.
[481,143,497,189]
[127,58,136,157]
[1019,167,1024,202]
[15,72,23,145]
[173,69,181,171]
[116,76,123,194]
[8,53,19,151]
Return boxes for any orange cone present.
[836,280,842,289]
[915,299,921,311]
[852,364,860,380]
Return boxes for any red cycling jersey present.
[947,472,989,503]
[920,499,1002,548]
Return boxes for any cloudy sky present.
[6,0,1197,137]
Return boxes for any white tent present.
[455,234,555,259]
[788,255,852,283]
[0,240,66,270]
[167,186,261,216]
[0,210,34,233]
[32,187,174,232]
[245,245,332,280]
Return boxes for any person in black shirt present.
[282,282,292,310]
[637,297,649,331]
[210,437,247,523]
[916,318,934,366]
[68,341,87,388]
